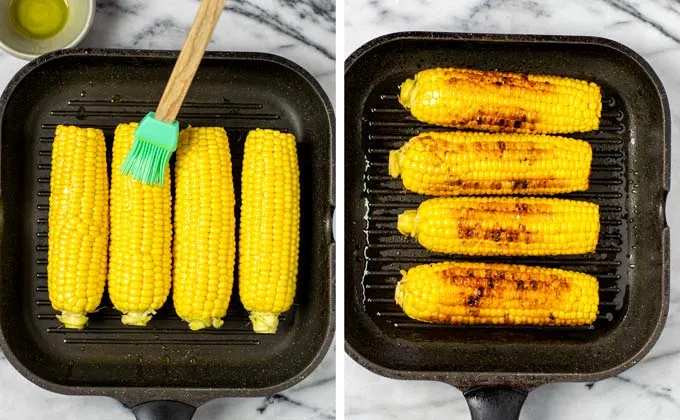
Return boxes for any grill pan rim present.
[344,31,670,388]
[0,47,335,405]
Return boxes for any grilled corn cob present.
[398,197,599,256]
[108,123,172,326]
[389,131,592,196]
[239,129,300,334]
[399,68,602,133]
[395,261,599,326]
[173,127,236,330]
[48,126,109,329]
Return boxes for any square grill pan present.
[0,49,334,410]
[345,32,669,411]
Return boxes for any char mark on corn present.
[389,131,592,196]
[397,197,600,256]
[395,261,599,326]
[399,67,602,134]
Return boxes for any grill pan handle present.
[133,401,196,420]
[463,387,527,420]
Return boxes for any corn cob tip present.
[397,210,418,236]
[394,278,407,307]
[121,310,155,326]
[249,312,279,334]
[398,78,416,108]
[388,150,402,178]
[188,318,225,331]
[56,311,88,329]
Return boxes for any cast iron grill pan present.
[345,33,669,420]
[0,49,334,419]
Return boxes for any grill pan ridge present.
[0,49,334,415]
[345,32,669,419]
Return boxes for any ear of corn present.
[108,123,172,326]
[173,127,236,330]
[239,128,300,334]
[395,261,599,326]
[398,197,599,256]
[48,126,109,329]
[399,68,602,133]
[389,131,592,196]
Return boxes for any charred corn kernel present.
[389,131,592,196]
[395,261,599,326]
[239,129,300,334]
[173,127,236,330]
[398,197,599,256]
[399,67,602,133]
[48,126,109,329]
[108,123,172,326]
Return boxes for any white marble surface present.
[0,1,335,419]
[345,0,680,419]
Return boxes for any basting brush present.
[121,0,227,185]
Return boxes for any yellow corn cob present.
[389,131,592,196]
[398,197,599,256]
[395,261,599,326]
[173,127,235,330]
[48,126,108,329]
[108,123,172,326]
[239,129,300,334]
[399,68,602,133]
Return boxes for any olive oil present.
[9,0,69,40]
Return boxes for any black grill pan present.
[0,49,334,420]
[345,32,669,419]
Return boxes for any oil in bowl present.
[9,0,69,40]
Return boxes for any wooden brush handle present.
[155,0,226,122]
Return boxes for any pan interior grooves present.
[33,98,296,344]
[361,77,628,333]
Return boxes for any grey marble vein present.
[603,0,680,43]
[95,0,143,17]
[468,0,551,20]
[227,0,335,59]
[614,375,680,408]
[257,394,335,419]
[131,18,188,47]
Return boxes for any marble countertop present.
[345,0,680,419]
[0,1,335,419]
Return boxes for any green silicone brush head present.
[121,112,179,186]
